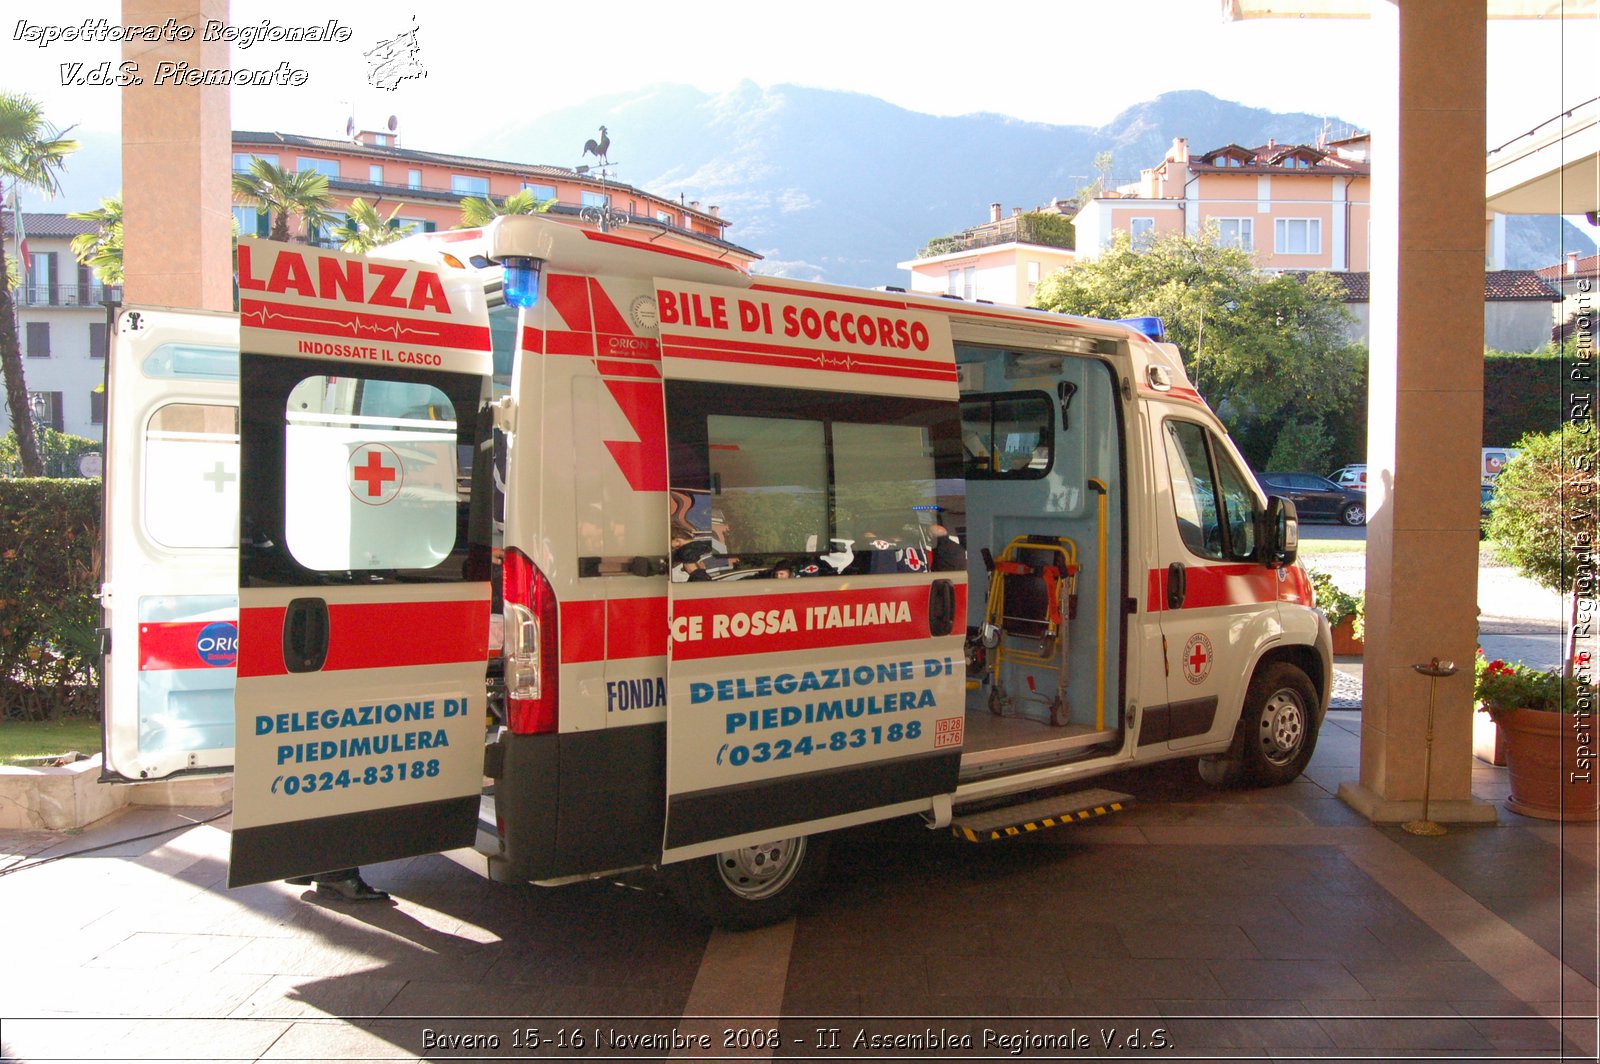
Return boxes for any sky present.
[3,1,1597,215]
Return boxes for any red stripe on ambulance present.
[1146,564,1284,612]
[559,597,670,663]
[240,297,491,354]
[236,599,488,678]
[661,333,957,384]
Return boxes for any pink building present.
[1073,135,1372,273]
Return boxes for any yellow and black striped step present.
[951,788,1131,842]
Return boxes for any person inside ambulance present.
[671,525,714,582]
[285,867,389,902]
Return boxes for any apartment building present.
[1072,135,1372,272]
[231,128,757,268]
[2,213,119,443]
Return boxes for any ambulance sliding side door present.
[657,280,969,862]
[227,239,494,886]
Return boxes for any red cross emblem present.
[1182,632,1214,686]
[348,444,402,505]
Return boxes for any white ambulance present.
[101,215,1330,927]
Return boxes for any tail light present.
[503,547,558,734]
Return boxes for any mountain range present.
[29,85,1596,289]
[471,83,1596,287]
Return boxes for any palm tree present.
[456,189,554,228]
[68,195,123,285]
[333,197,414,254]
[1,91,77,477]
[231,157,334,243]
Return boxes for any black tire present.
[1340,502,1365,526]
[664,833,829,930]
[1237,661,1320,787]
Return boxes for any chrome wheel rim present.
[713,836,806,901]
[1344,504,1365,525]
[1257,688,1307,766]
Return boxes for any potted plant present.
[1306,566,1364,656]
[1475,652,1598,821]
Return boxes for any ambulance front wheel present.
[665,833,829,930]
[1238,661,1319,787]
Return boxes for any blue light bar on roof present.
[1116,316,1166,342]
[502,257,544,308]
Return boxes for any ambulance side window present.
[668,381,963,578]
[1163,419,1257,562]
[281,375,460,572]
[143,403,240,549]
[960,393,1052,479]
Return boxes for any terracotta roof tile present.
[1289,270,1557,302]
[1536,253,1600,280]
[1484,270,1561,300]
[1,212,103,238]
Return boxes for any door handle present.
[1167,562,1187,610]
[928,579,956,637]
[283,597,329,673]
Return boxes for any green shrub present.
[0,479,101,719]
[1483,349,1565,447]
[0,428,101,479]
[1305,565,1364,638]
[1484,422,1597,593]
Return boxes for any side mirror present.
[1263,496,1299,567]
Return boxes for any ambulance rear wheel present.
[1239,661,1319,787]
[665,833,829,930]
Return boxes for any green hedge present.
[0,479,102,719]
[0,429,102,479]
[1483,349,1566,447]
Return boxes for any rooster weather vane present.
[577,126,626,232]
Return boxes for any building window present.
[232,206,269,238]
[233,152,277,172]
[1026,260,1041,296]
[26,251,56,305]
[452,174,490,196]
[656,209,677,226]
[1274,218,1322,255]
[408,168,423,190]
[580,190,610,208]
[90,389,105,425]
[1129,217,1156,246]
[1280,156,1311,169]
[296,157,340,178]
[522,182,556,200]
[26,322,50,358]
[1215,218,1254,251]
[89,322,107,359]
[368,164,384,184]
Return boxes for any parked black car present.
[1257,472,1366,526]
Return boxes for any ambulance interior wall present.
[957,347,1125,731]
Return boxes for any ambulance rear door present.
[657,280,969,862]
[102,306,241,782]
[227,239,494,886]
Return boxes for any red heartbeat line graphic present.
[242,303,446,342]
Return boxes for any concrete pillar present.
[1339,0,1497,824]
[120,0,232,312]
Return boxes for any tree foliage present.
[456,189,554,228]
[1033,227,1363,470]
[332,197,414,253]
[1485,422,1598,593]
[231,157,334,242]
[68,194,123,284]
[0,91,78,478]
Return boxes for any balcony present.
[13,284,121,308]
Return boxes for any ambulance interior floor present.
[2,711,1596,1063]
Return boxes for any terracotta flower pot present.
[1330,618,1363,657]
[1493,707,1599,821]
